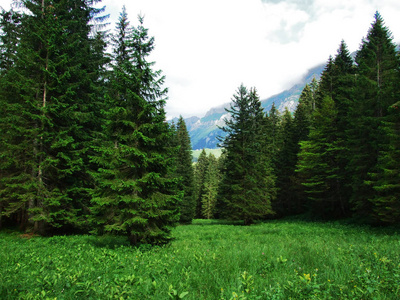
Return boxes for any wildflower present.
[303,274,311,281]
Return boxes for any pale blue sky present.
[1,0,400,118]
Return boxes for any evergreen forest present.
[1,0,400,249]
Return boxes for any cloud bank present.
[2,0,400,118]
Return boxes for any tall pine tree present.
[286,84,316,214]
[367,102,400,223]
[296,96,347,218]
[175,116,195,223]
[201,154,220,219]
[0,8,22,228]
[193,149,208,218]
[347,12,399,220]
[0,0,107,233]
[90,11,180,245]
[273,108,299,216]
[218,85,275,224]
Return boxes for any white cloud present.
[2,0,400,118]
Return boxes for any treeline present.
[1,3,399,247]
[0,1,189,245]
[188,12,400,225]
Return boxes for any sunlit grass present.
[1,219,399,299]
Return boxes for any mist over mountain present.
[260,64,324,112]
[172,63,325,150]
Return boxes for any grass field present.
[1,219,400,299]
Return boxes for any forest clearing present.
[1,219,399,299]
[1,3,400,299]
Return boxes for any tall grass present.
[1,219,399,299]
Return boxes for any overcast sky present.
[2,0,400,119]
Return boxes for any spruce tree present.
[0,9,22,228]
[293,84,314,140]
[264,103,282,169]
[218,85,275,224]
[288,84,315,214]
[367,102,400,223]
[193,149,208,218]
[273,108,298,216]
[347,12,399,219]
[313,41,355,218]
[201,154,220,219]
[0,0,107,233]
[0,9,21,72]
[175,116,196,223]
[317,56,335,99]
[90,11,180,245]
[296,96,347,218]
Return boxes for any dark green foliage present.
[0,0,106,233]
[175,116,196,223]
[0,9,22,229]
[90,11,180,245]
[193,149,208,218]
[3,6,400,236]
[218,85,275,224]
[273,109,300,216]
[328,41,355,208]
[305,40,356,218]
[347,12,400,220]
[293,84,315,143]
[367,102,400,223]
[0,9,21,72]
[264,103,282,167]
[296,96,347,218]
[201,154,221,219]
[282,84,316,214]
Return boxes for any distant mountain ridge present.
[173,63,325,150]
[260,64,324,112]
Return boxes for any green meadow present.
[1,219,400,299]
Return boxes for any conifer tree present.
[175,116,195,223]
[347,12,400,219]
[264,103,282,168]
[0,0,107,233]
[218,85,275,224]
[296,96,347,218]
[273,108,298,216]
[193,149,208,218]
[201,154,220,219]
[287,84,315,214]
[293,84,314,140]
[0,9,21,72]
[0,9,22,228]
[317,56,335,99]
[90,11,180,245]
[312,41,355,218]
[367,102,400,223]
[325,41,355,137]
